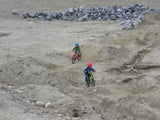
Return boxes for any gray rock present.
[77,12,84,18]
[12,9,19,15]
[117,8,123,12]
[79,15,88,22]
[34,11,40,18]
[132,19,140,26]
[69,8,74,13]
[110,14,117,20]
[45,14,52,21]
[137,14,144,21]
[132,12,138,18]
[98,17,102,20]
[116,13,123,19]
[102,15,109,20]
[51,12,57,18]
[135,6,141,11]
[57,12,63,20]
[28,12,35,18]
[68,17,73,21]
[121,20,134,30]
[23,12,29,19]
[74,8,79,12]
[80,5,84,11]
[42,11,48,17]
[141,5,149,10]
[88,16,93,20]
[62,15,69,21]
[134,4,139,7]
[38,16,45,20]
[85,8,91,13]
[28,11,40,18]
[120,21,125,25]
[90,7,95,12]
[64,11,70,17]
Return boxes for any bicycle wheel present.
[92,78,95,86]
[78,53,81,61]
[72,55,75,64]
[86,77,90,87]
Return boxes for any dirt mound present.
[0,57,57,86]
[117,94,160,119]
[145,13,160,21]
[135,13,160,28]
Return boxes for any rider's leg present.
[92,75,94,82]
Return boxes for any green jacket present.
[73,46,80,51]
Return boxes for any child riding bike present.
[73,43,80,57]
[84,62,96,85]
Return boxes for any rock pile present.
[121,14,144,30]
[21,4,159,29]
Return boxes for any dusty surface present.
[0,0,160,120]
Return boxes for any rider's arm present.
[92,68,96,72]
[78,46,80,51]
[84,67,88,73]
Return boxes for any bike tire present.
[92,79,95,86]
[78,53,81,61]
[72,55,75,64]
[86,77,90,87]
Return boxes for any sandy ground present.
[0,0,160,120]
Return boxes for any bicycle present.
[86,71,95,87]
[72,50,81,64]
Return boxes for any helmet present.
[75,43,79,46]
[87,62,92,67]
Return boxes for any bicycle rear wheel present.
[92,79,95,86]
[78,53,81,61]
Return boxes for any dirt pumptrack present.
[0,0,160,120]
